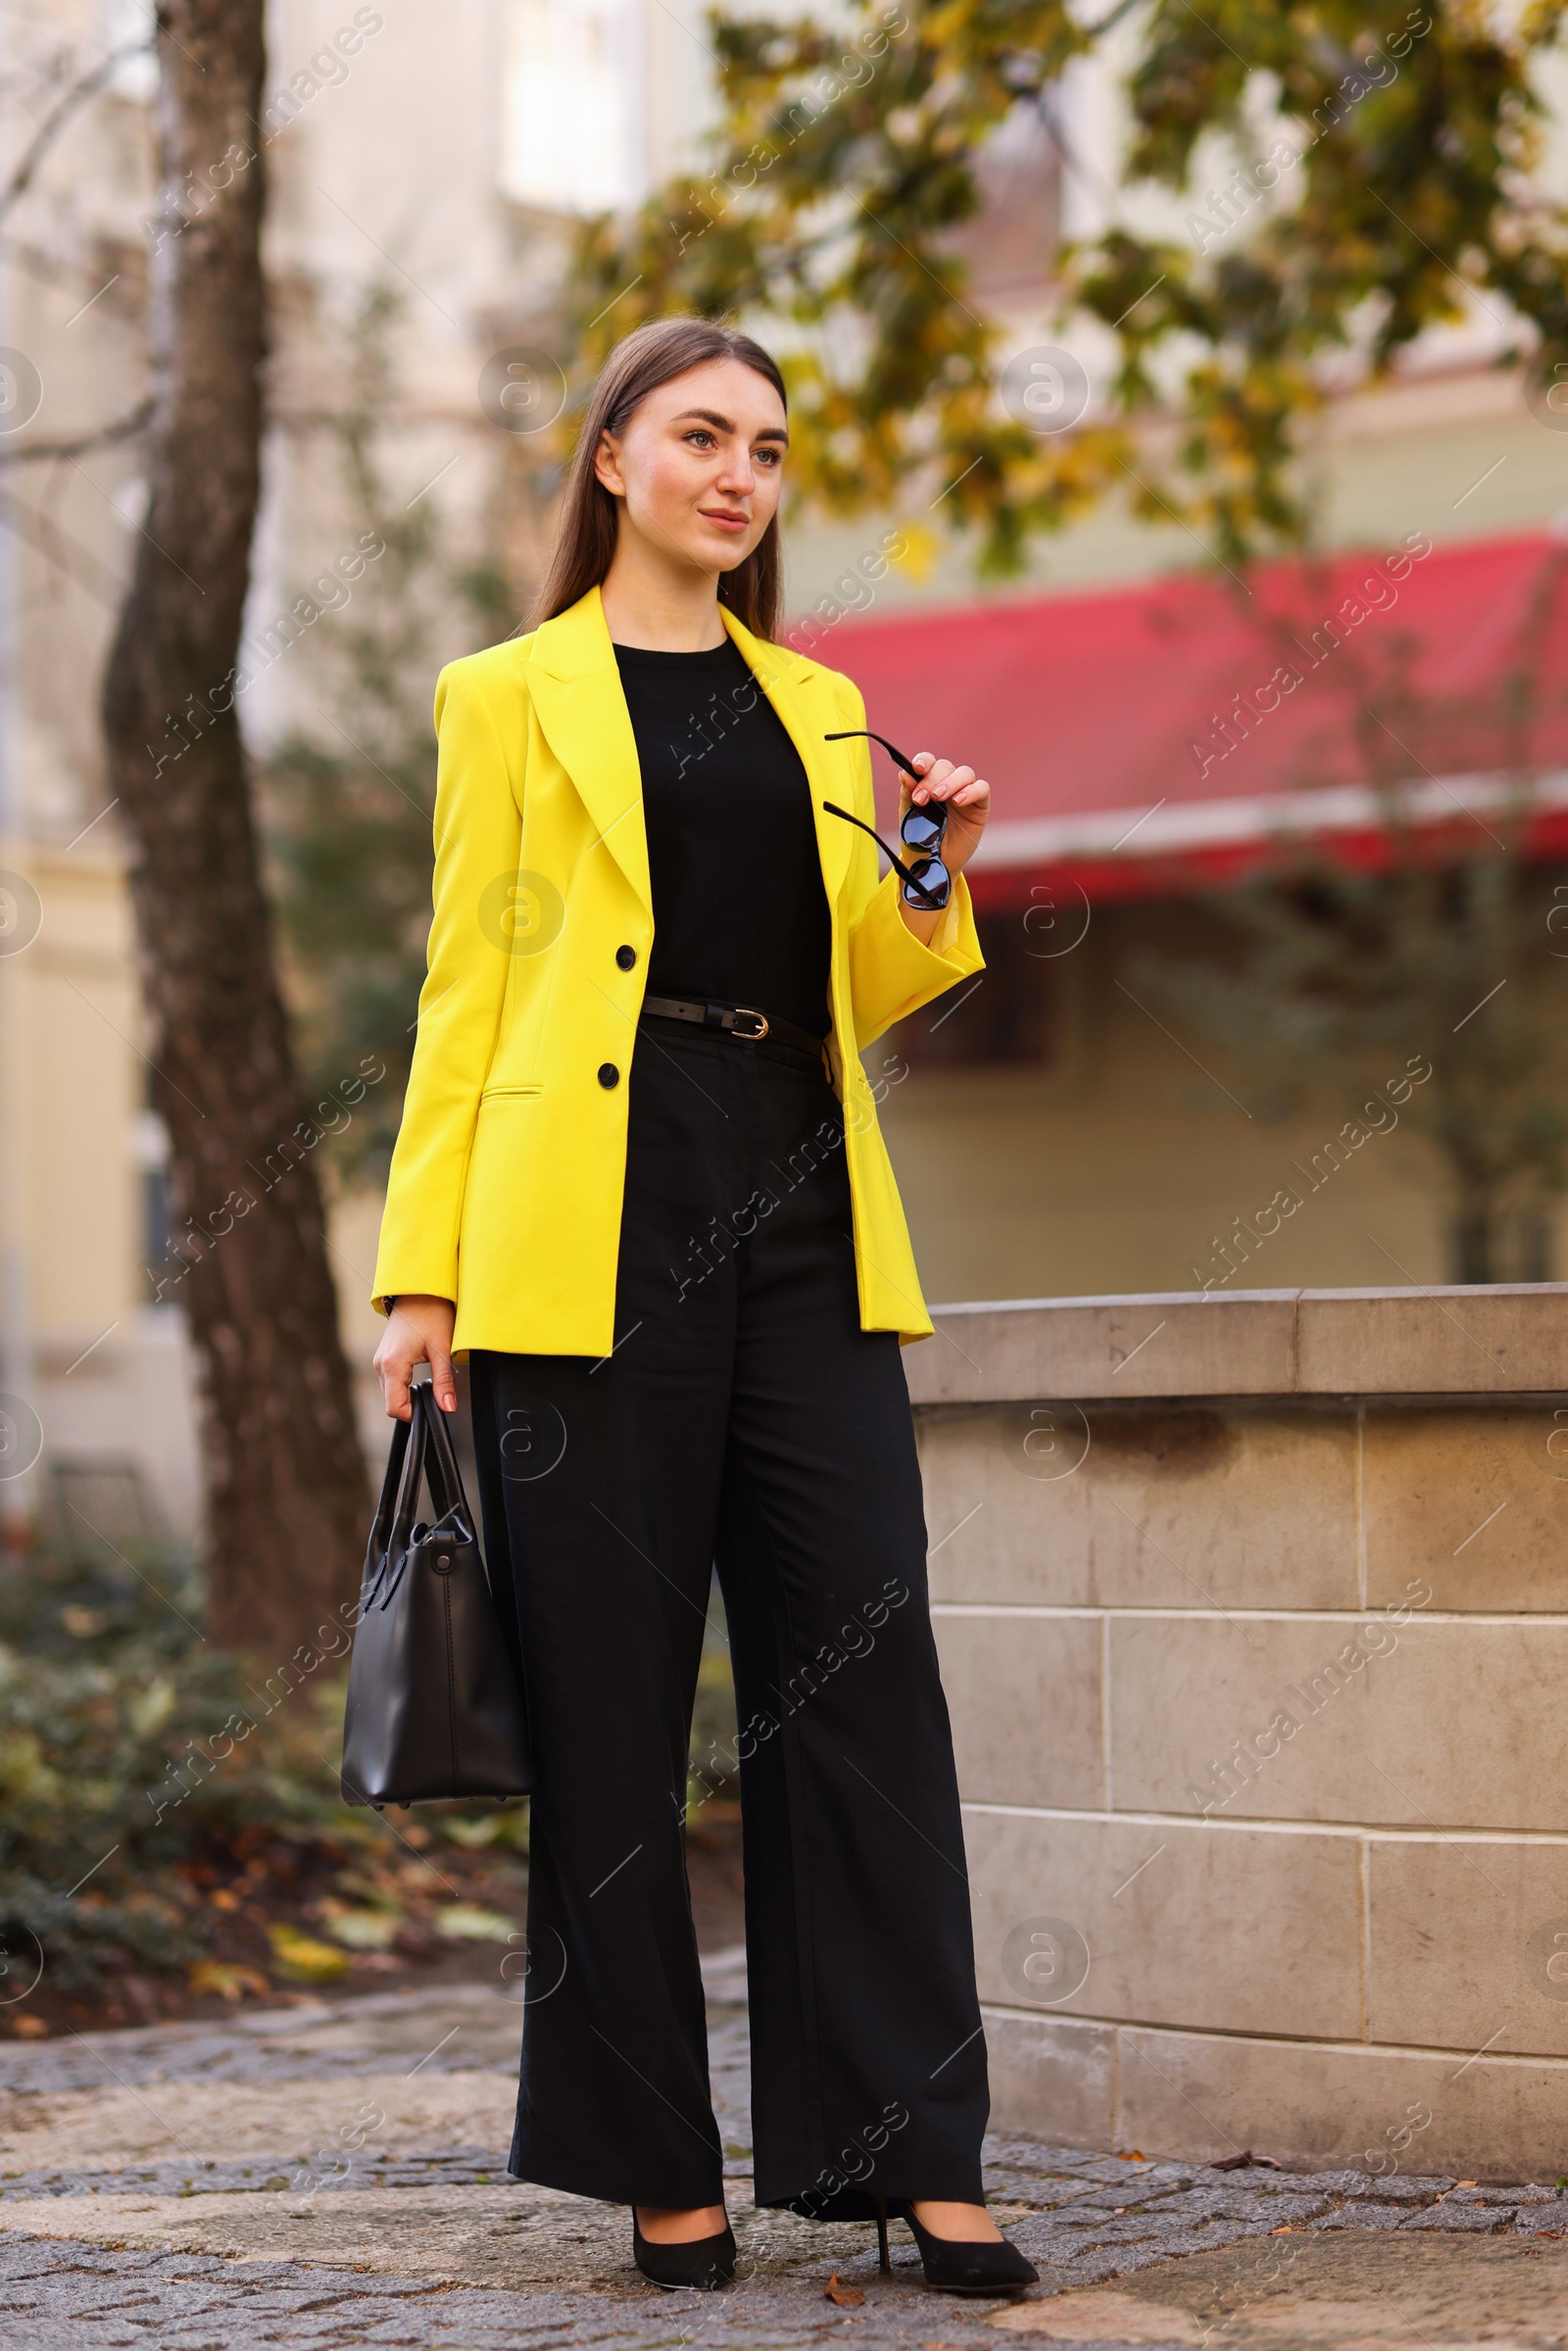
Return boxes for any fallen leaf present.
[434,1903,517,1942]
[825,2272,865,2306]
[8,2015,47,2039]
[440,1815,511,1848]
[318,1901,401,1951]
[266,1923,349,1984]
[187,1960,270,2002]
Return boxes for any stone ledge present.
[982,2006,1568,2177]
[906,1286,1568,1404]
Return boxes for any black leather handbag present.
[341,1382,532,1807]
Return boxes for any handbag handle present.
[415,1380,476,1536]
[363,1401,429,1610]
[361,1411,411,1605]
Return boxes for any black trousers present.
[469,1019,988,2215]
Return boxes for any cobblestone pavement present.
[1,1954,1565,2347]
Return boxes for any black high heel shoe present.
[873,2196,1038,2295]
[631,2210,736,2290]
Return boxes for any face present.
[593,357,788,577]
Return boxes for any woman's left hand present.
[896,753,989,941]
[901,753,990,879]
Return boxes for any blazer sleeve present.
[835,677,985,1051]
[370,659,523,1314]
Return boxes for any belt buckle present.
[728,1005,769,1042]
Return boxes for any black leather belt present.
[640,994,828,1060]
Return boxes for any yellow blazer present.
[371,584,984,1355]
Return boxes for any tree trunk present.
[101,1,369,1655]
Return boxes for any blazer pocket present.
[479,1082,544,1102]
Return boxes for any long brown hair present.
[529,318,788,640]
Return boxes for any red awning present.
[817,529,1568,906]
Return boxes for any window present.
[500,0,643,215]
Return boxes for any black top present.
[612,635,832,1039]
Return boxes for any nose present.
[713,444,755,497]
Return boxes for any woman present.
[371,318,1035,2299]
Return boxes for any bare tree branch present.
[1,37,150,227]
[0,398,153,468]
[0,234,134,302]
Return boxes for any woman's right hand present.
[373,1295,458,1420]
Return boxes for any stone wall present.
[906,1286,1568,2179]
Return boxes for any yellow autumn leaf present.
[267,1923,350,1983]
[434,1903,516,1942]
[319,1901,401,1951]
[188,1960,270,2002]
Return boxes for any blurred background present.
[6,0,1568,2027]
[11,2,1568,1549]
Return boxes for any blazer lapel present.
[523,586,855,917]
[524,587,652,912]
[721,609,855,906]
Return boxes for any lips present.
[700,509,749,531]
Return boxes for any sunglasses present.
[821,729,951,909]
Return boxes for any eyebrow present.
[670,407,789,443]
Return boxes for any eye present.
[684,429,716,450]
[755,445,784,465]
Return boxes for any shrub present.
[0,1541,367,1995]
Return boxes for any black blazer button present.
[598,1062,620,1089]
[615,944,636,970]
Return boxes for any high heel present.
[872,2195,1038,2296]
[630,2210,736,2290]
